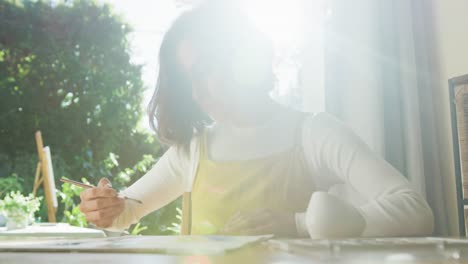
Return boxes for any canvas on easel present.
[33,131,57,222]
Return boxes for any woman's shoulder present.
[300,112,355,144]
[170,133,202,162]
[158,132,201,172]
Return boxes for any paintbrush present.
[60,177,143,204]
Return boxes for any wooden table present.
[2,237,468,263]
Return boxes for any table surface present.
[0,223,105,238]
[2,237,468,263]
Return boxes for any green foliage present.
[129,222,148,236]
[0,0,179,235]
[0,0,176,233]
[56,177,88,227]
[165,207,182,234]
[0,0,162,180]
[0,0,147,164]
[0,174,23,198]
[119,154,156,186]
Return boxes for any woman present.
[79,0,433,237]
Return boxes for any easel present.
[32,131,57,222]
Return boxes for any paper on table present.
[0,235,273,255]
[0,223,105,239]
[269,237,468,252]
[268,237,467,263]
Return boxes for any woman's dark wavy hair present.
[148,0,274,147]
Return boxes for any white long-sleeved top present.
[111,111,434,237]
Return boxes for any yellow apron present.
[183,115,314,236]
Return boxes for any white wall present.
[432,0,468,235]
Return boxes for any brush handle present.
[60,178,95,188]
[59,178,143,204]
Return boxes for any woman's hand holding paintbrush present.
[64,177,139,229]
[60,178,142,204]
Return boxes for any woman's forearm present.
[107,147,188,231]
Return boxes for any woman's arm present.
[107,144,195,231]
[301,112,434,237]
